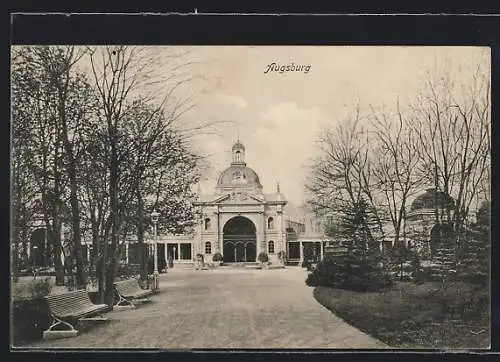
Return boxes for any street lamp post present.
[151,209,160,292]
[32,246,38,280]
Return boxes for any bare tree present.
[78,119,110,283]
[371,102,426,247]
[11,104,39,277]
[124,116,202,281]
[11,47,72,285]
[88,46,142,303]
[306,105,384,249]
[411,58,491,239]
[87,46,203,304]
[25,46,98,288]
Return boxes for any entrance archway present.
[429,223,454,257]
[223,216,256,263]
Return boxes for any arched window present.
[268,240,275,254]
[268,217,274,229]
[235,151,241,162]
[204,218,211,230]
[205,242,212,254]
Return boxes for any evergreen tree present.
[307,199,392,291]
[456,202,490,285]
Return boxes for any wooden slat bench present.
[43,290,109,340]
[114,279,153,308]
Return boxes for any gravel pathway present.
[25,267,387,349]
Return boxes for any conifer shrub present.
[306,252,392,291]
[277,250,286,262]
[257,252,269,263]
[212,252,223,262]
[306,199,392,292]
[454,202,490,285]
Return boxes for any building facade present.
[190,140,287,264]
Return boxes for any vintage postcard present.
[10,45,491,350]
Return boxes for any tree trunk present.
[97,251,105,304]
[67,163,86,289]
[91,220,99,270]
[58,58,86,290]
[137,191,148,282]
[104,257,117,305]
[103,132,120,306]
[50,220,65,286]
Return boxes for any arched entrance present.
[223,216,256,263]
[429,223,454,257]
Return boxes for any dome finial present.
[231,135,246,162]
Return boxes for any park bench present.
[43,290,109,340]
[114,279,153,308]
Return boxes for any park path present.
[25,267,387,349]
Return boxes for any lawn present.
[313,281,490,349]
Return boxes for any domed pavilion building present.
[404,188,456,262]
[192,140,288,264]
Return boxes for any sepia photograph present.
[10,45,491,350]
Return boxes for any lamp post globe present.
[151,209,160,292]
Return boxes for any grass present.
[313,281,490,349]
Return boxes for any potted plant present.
[277,250,286,266]
[212,252,223,266]
[257,252,269,266]
[195,253,205,269]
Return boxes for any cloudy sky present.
[73,46,489,206]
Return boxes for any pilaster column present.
[259,212,266,255]
[216,209,221,252]
[198,220,203,256]
[278,208,284,253]
[125,242,129,264]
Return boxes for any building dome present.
[216,165,262,188]
[232,140,245,152]
[410,188,455,211]
[216,140,263,192]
